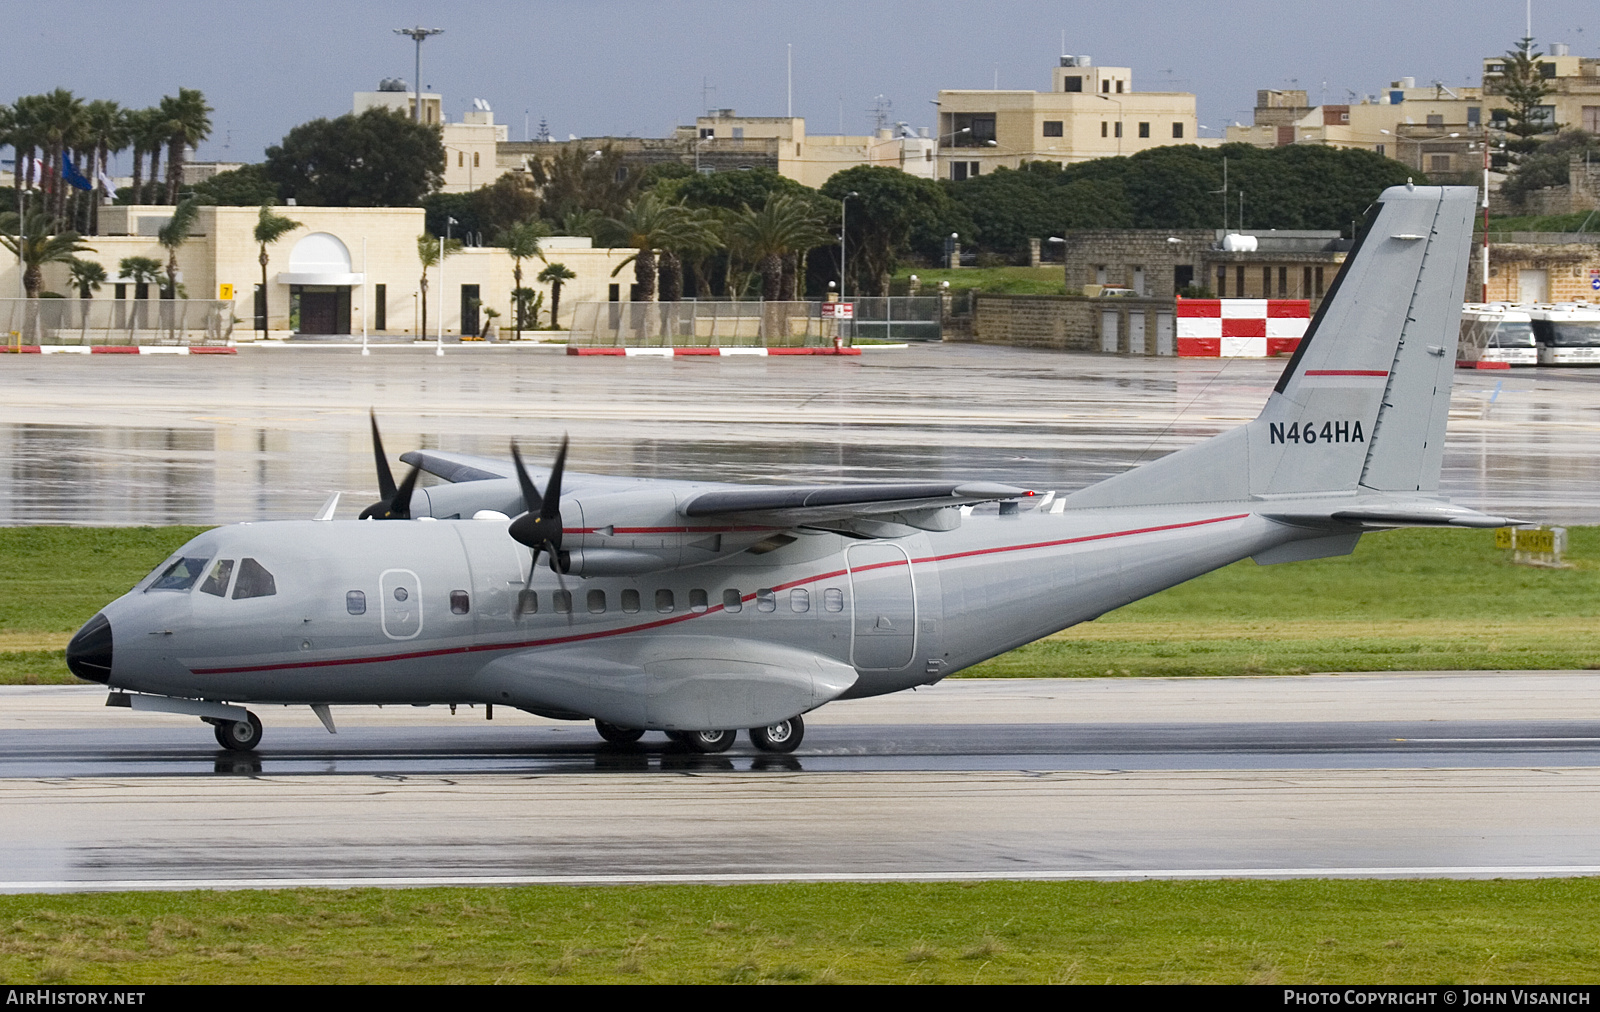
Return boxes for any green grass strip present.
[2,879,1599,984]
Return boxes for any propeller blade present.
[542,436,569,525]
[369,409,396,499]
[390,465,420,520]
[508,437,567,553]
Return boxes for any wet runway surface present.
[2,344,1598,524]
[5,720,1600,779]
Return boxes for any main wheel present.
[684,729,736,754]
[595,719,645,744]
[214,712,263,752]
[749,714,804,753]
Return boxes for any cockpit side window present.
[231,558,278,600]
[147,557,211,592]
[199,559,235,597]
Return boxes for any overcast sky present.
[3,0,1592,170]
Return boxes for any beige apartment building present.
[935,57,1203,180]
[355,85,506,193]
[5,204,633,337]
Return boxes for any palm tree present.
[0,210,95,298]
[497,219,548,339]
[157,199,201,302]
[67,257,106,299]
[416,233,462,337]
[8,94,46,196]
[117,256,165,331]
[160,89,213,205]
[82,100,128,234]
[34,89,84,222]
[596,193,701,302]
[728,193,832,301]
[536,262,576,329]
[254,205,301,340]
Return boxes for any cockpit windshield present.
[146,556,211,592]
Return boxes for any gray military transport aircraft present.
[68,183,1515,754]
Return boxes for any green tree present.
[116,256,165,288]
[82,99,129,233]
[596,193,699,302]
[156,199,201,297]
[265,109,444,206]
[498,219,548,339]
[417,232,462,336]
[253,206,301,340]
[0,210,95,298]
[528,144,638,221]
[66,257,106,299]
[473,173,542,237]
[191,164,279,206]
[536,261,576,329]
[728,192,833,301]
[822,166,956,296]
[1490,38,1557,160]
[158,88,212,205]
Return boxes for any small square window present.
[450,590,470,615]
[345,589,365,615]
[755,589,777,613]
[587,589,606,614]
[1172,122,1184,138]
[656,589,675,613]
[554,590,572,614]
[824,588,844,613]
[1043,120,1063,137]
[723,589,743,613]
[790,588,810,613]
[1138,122,1150,138]
[517,590,538,614]
[621,589,640,613]
[689,589,708,613]
[1063,76,1082,92]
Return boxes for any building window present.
[1114,122,1122,138]
[1262,266,1272,297]
[1138,122,1150,138]
[1303,266,1313,297]
[1278,266,1288,298]
[1315,267,1326,298]
[1101,122,1108,137]
[1468,106,1482,126]
[1116,80,1124,93]
[1236,265,1246,296]
[473,152,480,167]
[1102,79,1110,94]
[1426,114,1444,127]
[1063,76,1082,92]
[374,284,386,331]
[608,283,620,302]
[457,151,464,167]
[952,161,968,181]
[1172,122,1184,138]
[1430,154,1451,172]
[1375,143,1385,156]
[1216,266,1227,298]
[1043,120,1063,137]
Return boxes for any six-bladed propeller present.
[510,436,570,616]
[358,410,422,520]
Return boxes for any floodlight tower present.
[393,26,444,123]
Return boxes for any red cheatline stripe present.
[186,512,1249,675]
[1304,369,1388,376]
[567,525,778,534]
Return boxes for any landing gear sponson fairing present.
[69,184,1515,753]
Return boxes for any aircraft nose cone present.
[66,613,113,683]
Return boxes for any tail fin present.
[1065,184,1476,509]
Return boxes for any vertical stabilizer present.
[1063,184,1475,509]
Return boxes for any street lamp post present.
[393,26,443,124]
[1097,94,1124,156]
[840,190,858,298]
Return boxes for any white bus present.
[1530,304,1600,365]
[1458,304,1537,366]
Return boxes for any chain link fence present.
[567,297,945,348]
[0,299,236,347]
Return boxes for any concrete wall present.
[967,293,1174,354]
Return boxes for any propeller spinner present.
[358,410,422,520]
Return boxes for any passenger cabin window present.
[587,589,607,614]
[689,589,708,613]
[722,589,743,613]
[450,590,470,615]
[755,589,777,613]
[199,560,235,597]
[346,590,366,615]
[790,588,810,613]
[824,588,845,613]
[656,589,675,613]
[148,556,210,592]
[553,590,572,614]
[621,589,640,614]
[518,590,538,614]
[231,558,277,600]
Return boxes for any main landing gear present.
[212,711,263,752]
[598,715,804,754]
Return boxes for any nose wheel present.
[684,729,736,753]
[749,715,804,753]
[595,720,645,744]
[213,711,263,752]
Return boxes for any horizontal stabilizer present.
[1264,503,1524,530]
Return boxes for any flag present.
[97,169,119,203]
[61,154,93,192]
[22,156,45,189]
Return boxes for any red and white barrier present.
[567,346,860,357]
[2,345,236,355]
[1176,299,1309,358]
